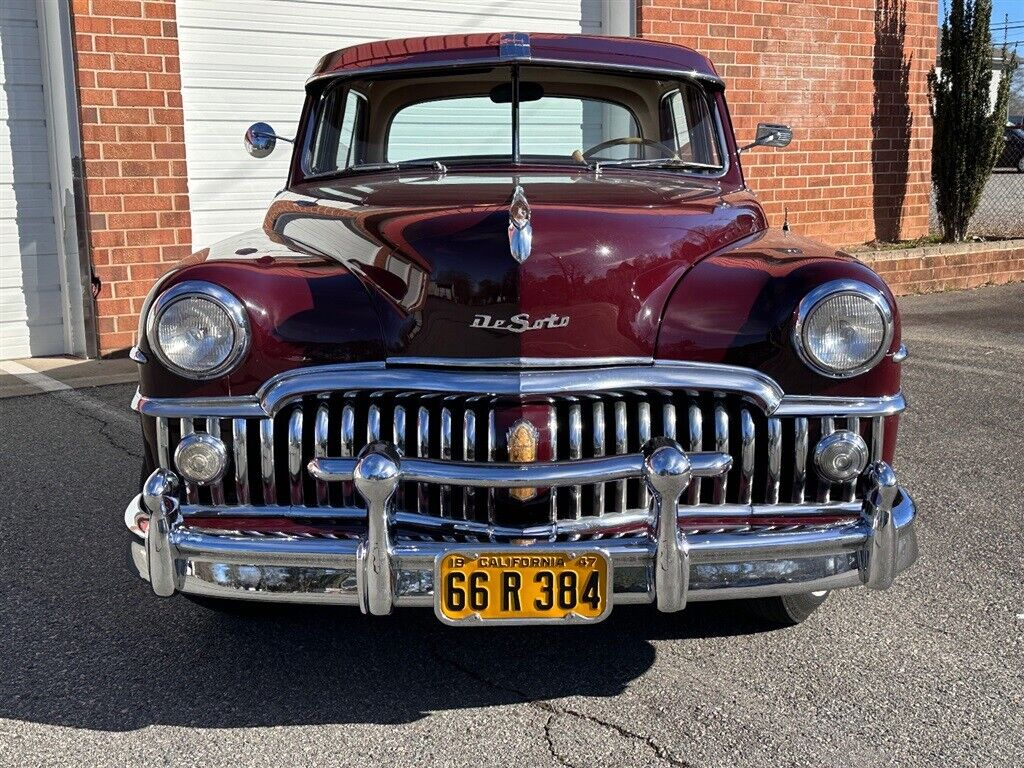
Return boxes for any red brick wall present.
[637,0,937,247]
[857,240,1024,296]
[71,0,191,355]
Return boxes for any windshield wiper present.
[590,158,723,173]
[349,160,447,173]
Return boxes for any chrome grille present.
[156,389,886,522]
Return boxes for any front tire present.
[744,591,829,626]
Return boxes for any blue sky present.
[939,0,1024,46]
[990,0,1024,37]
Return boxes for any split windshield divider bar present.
[511,64,521,165]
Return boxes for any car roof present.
[309,32,723,87]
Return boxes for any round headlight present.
[147,281,249,379]
[794,280,894,378]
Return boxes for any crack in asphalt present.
[430,645,694,767]
[29,386,143,461]
[542,713,576,768]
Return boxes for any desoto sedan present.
[126,33,917,626]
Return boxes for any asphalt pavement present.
[1,284,1022,767]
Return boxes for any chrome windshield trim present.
[131,360,906,420]
[308,58,725,88]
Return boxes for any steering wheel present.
[580,136,679,161]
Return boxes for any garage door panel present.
[0,216,58,258]
[0,85,46,122]
[177,0,604,248]
[180,0,585,33]
[0,248,61,290]
[0,0,66,358]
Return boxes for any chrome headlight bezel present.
[145,281,250,380]
[793,279,894,379]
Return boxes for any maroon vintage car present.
[126,33,917,626]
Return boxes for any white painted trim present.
[604,0,636,37]
[35,0,98,358]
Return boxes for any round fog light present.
[174,432,228,485]
[814,430,869,483]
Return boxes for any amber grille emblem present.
[507,419,539,501]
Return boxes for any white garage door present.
[176,0,622,248]
[0,0,64,359]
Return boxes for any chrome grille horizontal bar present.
[310,451,734,488]
[132,361,907,419]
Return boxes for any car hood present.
[267,170,766,361]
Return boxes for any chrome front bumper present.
[126,439,918,615]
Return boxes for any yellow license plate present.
[435,550,611,625]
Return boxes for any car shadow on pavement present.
[1,560,779,732]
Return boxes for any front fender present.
[655,230,903,399]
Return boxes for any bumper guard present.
[129,438,917,614]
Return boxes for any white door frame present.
[35,0,97,358]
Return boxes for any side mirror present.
[740,123,793,152]
[244,122,292,158]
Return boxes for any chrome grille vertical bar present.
[738,409,755,504]
[206,418,225,505]
[417,406,429,514]
[440,406,452,517]
[766,417,782,504]
[287,408,304,506]
[568,402,582,519]
[793,417,808,503]
[871,416,885,462]
[393,403,406,510]
[662,402,676,440]
[487,405,496,524]
[259,417,276,506]
[314,403,329,506]
[637,400,651,509]
[713,402,728,504]
[180,418,198,503]
[549,406,559,524]
[687,403,702,504]
[592,401,606,515]
[367,404,380,443]
[156,418,170,468]
[842,417,860,501]
[613,400,627,512]
[463,409,476,520]
[393,405,407,452]
[232,418,249,505]
[817,417,835,503]
[341,403,355,507]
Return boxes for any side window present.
[665,92,692,158]
[309,87,366,174]
[662,88,722,167]
[336,90,365,168]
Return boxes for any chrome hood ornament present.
[508,185,532,263]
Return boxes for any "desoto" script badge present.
[470,313,570,334]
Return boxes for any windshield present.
[304,65,725,176]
